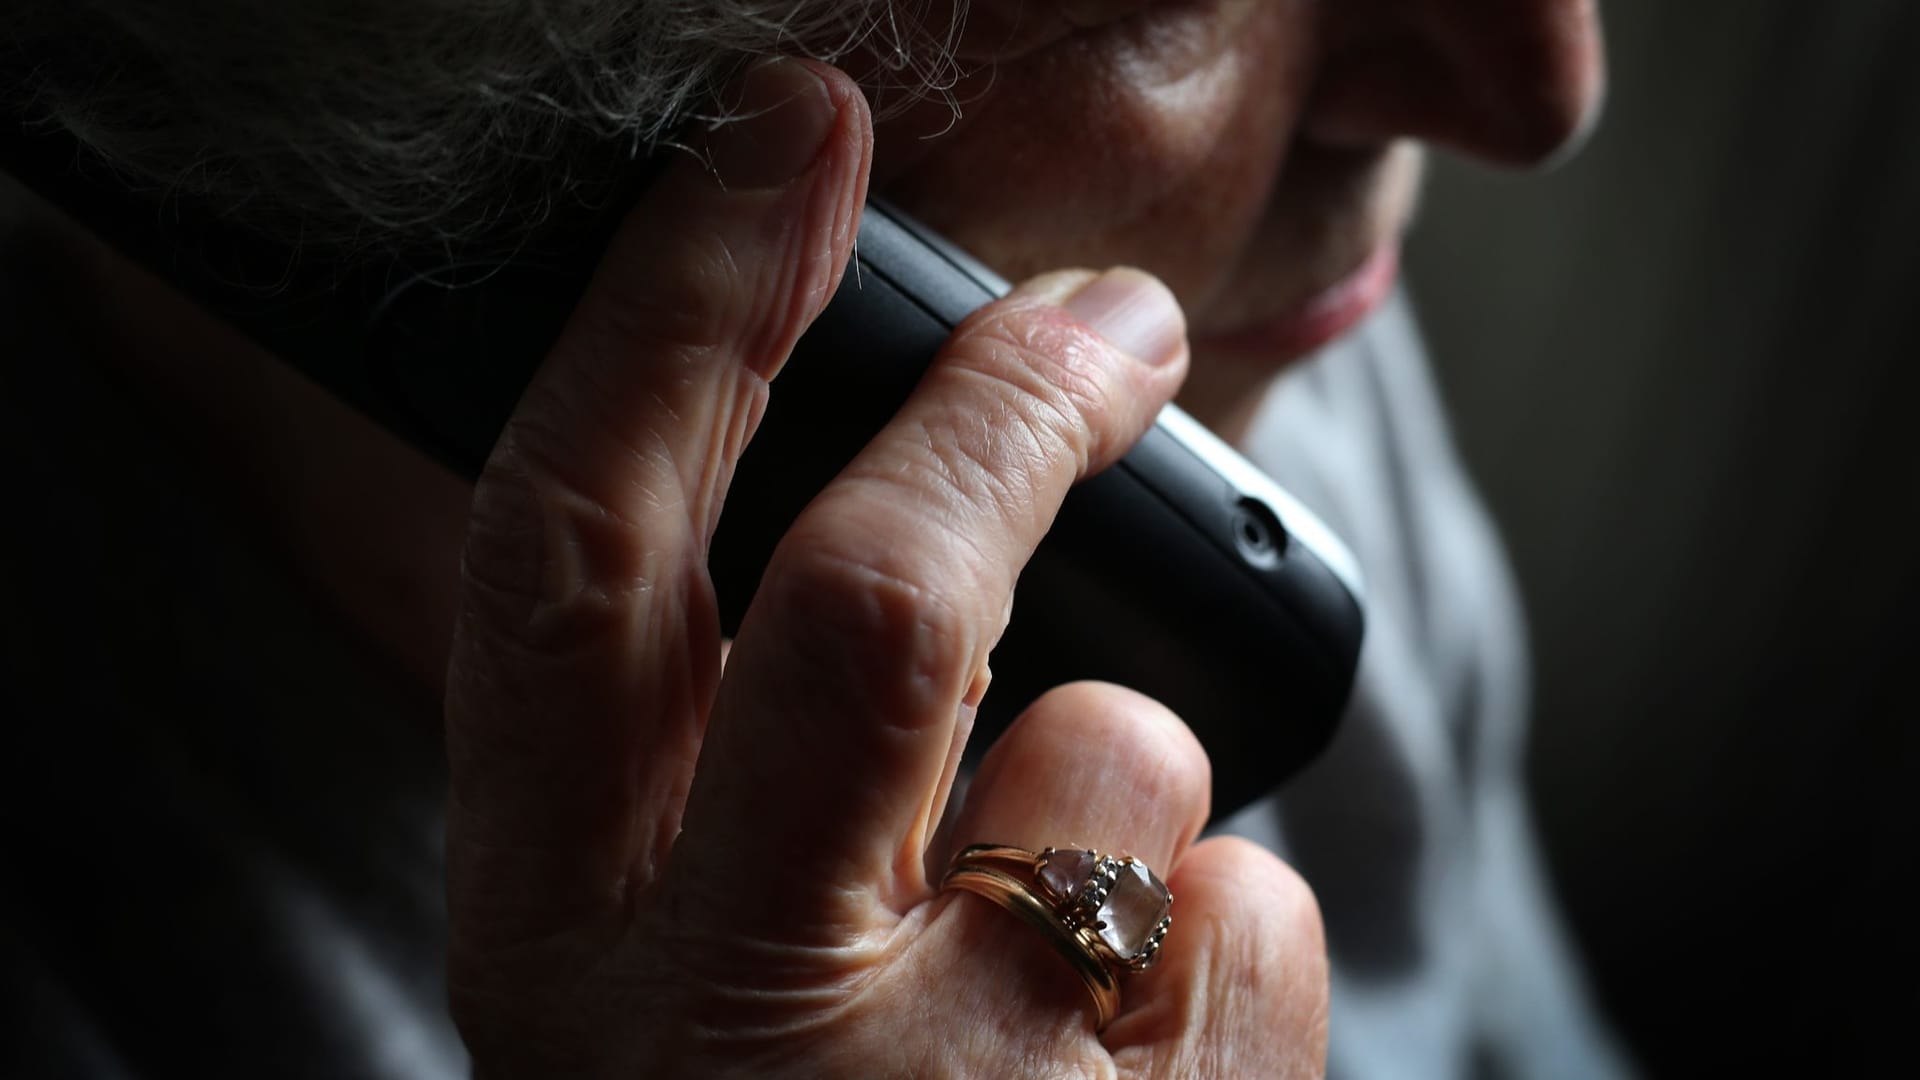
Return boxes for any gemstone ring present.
[941,843,1174,1030]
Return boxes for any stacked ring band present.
[941,844,1174,1031]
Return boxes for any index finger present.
[444,60,871,950]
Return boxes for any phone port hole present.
[1231,498,1288,568]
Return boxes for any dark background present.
[4,1,1915,1075]
[1406,0,1919,1072]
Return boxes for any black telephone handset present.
[3,120,1364,819]
[704,208,1366,807]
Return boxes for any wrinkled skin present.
[445,63,1328,1077]
[436,2,1604,1076]
[1,3,1602,1070]
[878,0,1604,426]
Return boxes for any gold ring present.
[940,844,1174,1031]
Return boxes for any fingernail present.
[1064,268,1186,367]
[706,60,838,190]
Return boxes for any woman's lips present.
[1196,239,1402,361]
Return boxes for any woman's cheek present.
[883,29,1306,311]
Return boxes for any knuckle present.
[459,435,689,651]
[757,537,979,722]
[459,444,562,617]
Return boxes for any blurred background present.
[1405,0,1918,1072]
[4,0,1914,1075]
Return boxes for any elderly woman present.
[0,1,1621,1076]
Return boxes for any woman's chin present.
[1195,238,1402,363]
[1194,140,1422,365]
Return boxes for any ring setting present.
[941,843,1174,1029]
[1034,847,1173,971]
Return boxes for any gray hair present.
[1,1,968,255]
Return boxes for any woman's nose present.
[1308,0,1607,168]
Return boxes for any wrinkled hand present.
[444,59,1328,1078]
